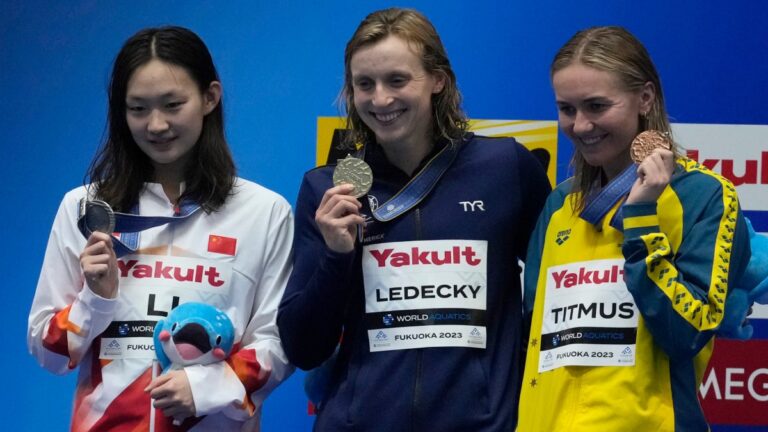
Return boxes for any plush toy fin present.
[751,277,768,305]
[719,289,754,340]
[153,320,172,370]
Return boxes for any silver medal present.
[333,154,373,198]
[84,199,115,234]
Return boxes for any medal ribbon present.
[77,200,201,257]
[370,137,462,222]
[579,163,637,231]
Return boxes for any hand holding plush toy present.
[718,219,768,340]
[152,302,235,424]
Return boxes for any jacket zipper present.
[411,207,423,431]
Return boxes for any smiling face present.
[350,35,445,155]
[552,62,654,180]
[125,59,219,181]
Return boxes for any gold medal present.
[332,154,373,198]
[630,130,671,163]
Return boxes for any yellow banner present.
[316,117,557,186]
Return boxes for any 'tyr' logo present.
[459,201,485,212]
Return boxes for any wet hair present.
[552,26,677,210]
[87,26,235,212]
[341,7,467,148]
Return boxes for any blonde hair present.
[552,26,678,210]
[341,8,467,148]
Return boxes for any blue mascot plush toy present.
[718,218,768,340]
[153,302,235,372]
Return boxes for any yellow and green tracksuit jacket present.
[517,158,750,431]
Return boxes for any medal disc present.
[630,130,672,163]
[85,200,116,234]
[333,155,373,198]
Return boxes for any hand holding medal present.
[78,199,119,297]
[626,130,676,204]
[315,155,371,253]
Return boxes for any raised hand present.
[315,184,366,253]
[80,231,118,299]
[626,148,675,205]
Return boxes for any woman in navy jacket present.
[278,8,551,431]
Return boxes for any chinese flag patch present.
[208,234,237,255]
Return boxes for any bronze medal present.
[630,130,672,163]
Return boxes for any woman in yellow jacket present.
[517,26,750,431]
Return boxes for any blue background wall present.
[3,1,766,430]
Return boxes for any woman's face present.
[350,35,445,153]
[125,59,219,179]
[552,63,654,180]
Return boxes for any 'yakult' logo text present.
[687,149,768,186]
[118,259,225,287]
[551,265,624,288]
[369,245,482,268]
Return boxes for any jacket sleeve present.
[621,176,750,360]
[186,197,296,419]
[27,190,118,374]
[522,184,568,343]
[514,143,552,261]
[277,173,356,370]
[521,205,548,349]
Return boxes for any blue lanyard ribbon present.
[579,163,637,231]
[77,199,200,257]
[370,139,461,222]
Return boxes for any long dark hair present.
[341,8,467,148]
[87,26,235,212]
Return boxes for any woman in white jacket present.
[27,26,293,431]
